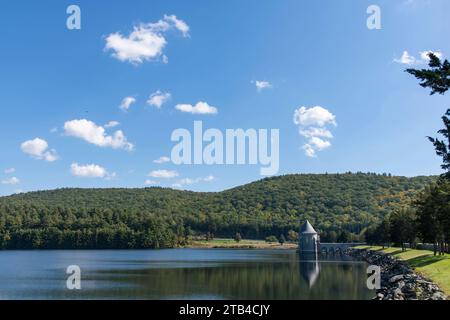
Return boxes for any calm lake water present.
[0,249,373,300]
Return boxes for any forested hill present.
[0,173,436,249]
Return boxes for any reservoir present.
[0,249,373,299]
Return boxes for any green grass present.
[359,246,450,295]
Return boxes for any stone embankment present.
[347,248,447,300]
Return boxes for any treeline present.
[0,173,435,249]
[365,178,450,255]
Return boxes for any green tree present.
[389,209,416,251]
[406,53,450,95]
[407,52,450,254]
[265,235,278,243]
[414,180,450,255]
[377,218,391,249]
[287,230,298,242]
[407,53,450,179]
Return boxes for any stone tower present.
[299,220,319,254]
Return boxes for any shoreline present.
[185,239,298,250]
[348,248,447,300]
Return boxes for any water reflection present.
[298,253,320,288]
[0,249,373,300]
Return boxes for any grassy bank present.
[186,238,298,249]
[355,245,450,295]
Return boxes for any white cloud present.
[120,96,136,112]
[71,163,115,179]
[309,136,331,151]
[172,175,215,187]
[153,156,171,164]
[147,90,171,108]
[255,80,272,91]
[419,50,443,61]
[104,121,120,128]
[21,138,59,162]
[144,179,159,185]
[148,169,179,179]
[394,51,417,65]
[64,119,134,151]
[4,168,15,174]
[302,144,317,158]
[293,106,337,127]
[175,101,218,114]
[293,106,337,158]
[105,15,189,65]
[299,127,333,139]
[394,50,444,65]
[163,14,190,37]
[1,177,20,185]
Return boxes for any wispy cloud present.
[153,156,171,164]
[1,177,20,185]
[254,80,272,92]
[148,169,179,179]
[144,179,159,185]
[147,90,171,108]
[4,168,15,174]
[104,121,120,128]
[120,96,136,112]
[172,175,215,188]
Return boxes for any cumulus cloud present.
[254,80,272,92]
[153,156,171,164]
[1,177,20,185]
[293,106,337,158]
[64,119,134,151]
[148,169,179,179]
[4,168,15,174]
[293,106,337,127]
[71,163,115,179]
[394,50,443,65]
[21,138,59,162]
[105,15,189,65]
[175,101,218,114]
[147,90,171,108]
[120,96,136,112]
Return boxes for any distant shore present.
[185,239,298,249]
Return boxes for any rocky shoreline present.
[347,248,447,300]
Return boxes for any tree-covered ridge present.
[0,173,436,249]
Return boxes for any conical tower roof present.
[300,220,317,234]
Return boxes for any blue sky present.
[1,0,449,195]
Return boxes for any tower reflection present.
[298,252,320,288]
